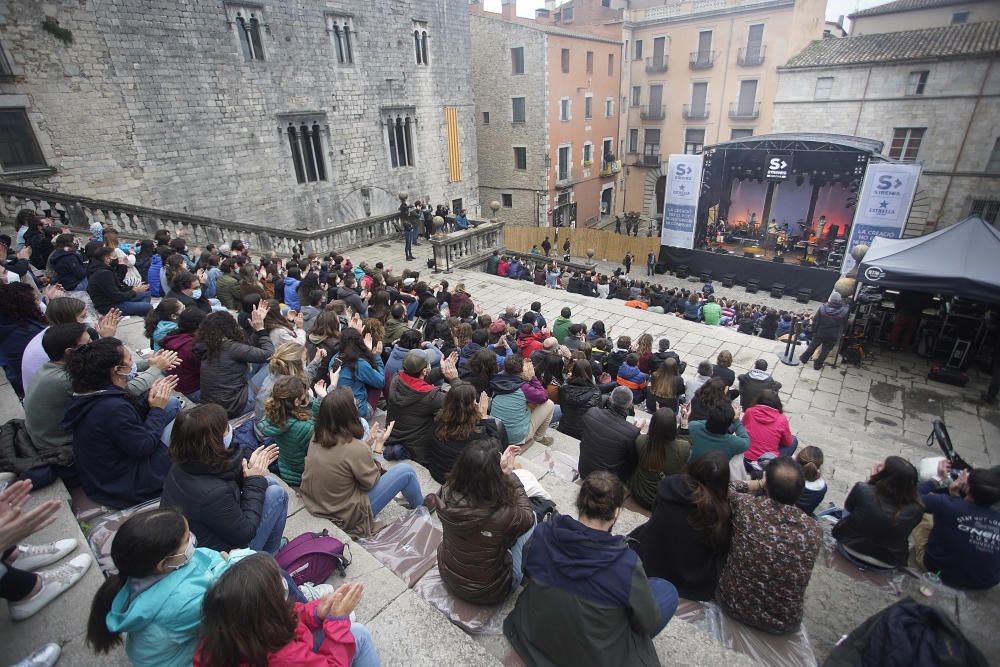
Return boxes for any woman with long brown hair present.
[195,553,379,666]
[627,407,691,510]
[437,439,535,605]
[644,356,685,413]
[330,328,384,420]
[429,382,505,484]
[300,387,427,538]
[630,450,732,600]
[635,333,654,373]
[306,309,341,384]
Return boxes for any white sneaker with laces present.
[11,642,61,667]
[9,553,93,621]
[13,539,78,571]
[298,582,334,602]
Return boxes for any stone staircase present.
[3,250,999,666]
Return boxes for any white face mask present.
[164,534,196,570]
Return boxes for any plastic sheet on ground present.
[356,506,441,587]
[539,449,579,482]
[818,522,905,596]
[69,484,112,525]
[86,498,161,576]
[412,564,502,634]
[679,598,817,667]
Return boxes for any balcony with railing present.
[728,101,760,120]
[638,149,660,166]
[682,103,710,120]
[737,45,766,67]
[645,55,668,73]
[689,50,715,70]
[640,104,665,121]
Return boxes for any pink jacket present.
[742,405,793,461]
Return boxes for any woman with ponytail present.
[794,446,827,516]
[630,450,732,600]
[86,509,235,667]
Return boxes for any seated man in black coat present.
[578,387,641,483]
[738,359,782,410]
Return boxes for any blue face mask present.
[223,426,233,450]
[118,360,138,382]
[191,288,202,300]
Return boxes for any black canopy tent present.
[857,216,1000,304]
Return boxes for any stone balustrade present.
[430,220,505,272]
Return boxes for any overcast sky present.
[482,0,891,27]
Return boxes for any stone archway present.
[641,166,664,226]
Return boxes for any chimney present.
[501,0,516,20]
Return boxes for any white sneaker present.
[13,539,78,571]
[11,642,61,667]
[9,554,92,621]
[298,582,334,601]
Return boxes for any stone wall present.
[0,0,479,231]
[772,58,1000,232]
[470,13,548,227]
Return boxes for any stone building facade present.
[0,0,479,231]
[772,20,1000,233]
[615,0,826,225]
[848,0,1000,36]
[470,2,621,228]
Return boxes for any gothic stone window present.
[327,14,354,64]
[413,21,430,66]
[384,109,416,168]
[280,114,328,184]
[225,3,266,61]
[0,108,47,172]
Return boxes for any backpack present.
[275,529,351,585]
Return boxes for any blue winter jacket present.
[332,354,384,419]
[283,276,301,311]
[105,547,244,667]
[147,254,164,297]
[60,385,170,509]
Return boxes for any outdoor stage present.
[658,133,888,299]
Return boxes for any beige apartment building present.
[617,0,826,225]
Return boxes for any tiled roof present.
[470,12,622,44]
[849,0,985,19]
[783,20,1000,68]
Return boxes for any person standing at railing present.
[454,209,470,231]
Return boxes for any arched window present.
[311,124,326,181]
[384,110,416,168]
[284,118,328,184]
[414,30,422,65]
[229,5,266,61]
[421,31,429,66]
[287,126,305,183]
[328,15,354,64]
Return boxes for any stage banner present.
[660,153,703,249]
[841,162,921,274]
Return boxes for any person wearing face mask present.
[86,245,152,316]
[165,271,212,314]
[60,338,180,509]
[161,404,288,555]
[86,509,247,667]
[503,471,678,666]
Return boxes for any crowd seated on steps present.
[486,251,834,345]
[0,213,997,666]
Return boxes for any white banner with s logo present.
[842,162,921,274]
[660,154,703,249]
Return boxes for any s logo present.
[769,158,782,170]
[864,266,885,281]
[675,164,692,176]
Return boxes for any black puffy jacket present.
[578,405,639,483]
[428,419,505,484]
[557,381,602,440]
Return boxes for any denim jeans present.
[116,292,153,316]
[350,623,381,667]
[779,435,799,458]
[159,396,184,446]
[249,477,289,555]
[550,404,562,426]
[367,463,423,515]
[510,516,537,592]
[648,577,679,637]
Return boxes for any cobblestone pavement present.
[3,236,998,665]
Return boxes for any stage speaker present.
[675,265,689,279]
[796,288,812,303]
[722,273,737,288]
[699,271,712,283]
[743,251,756,258]
[771,256,784,263]
[746,278,759,294]
[770,283,786,299]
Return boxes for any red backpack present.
[275,530,351,585]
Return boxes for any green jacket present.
[702,302,722,325]
[215,272,242,311]
[486,255,500,274]
[384,317,410,347]
[551,316,573,344]
[260,399,320,486]
[688,420,750,462]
